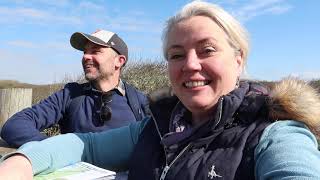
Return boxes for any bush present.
[37,60,169,136]
[28,62,320,137]
[309,79,320,92]
[122,60,170,94]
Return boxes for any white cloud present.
[264,5,292,14]
[17,7,48,18]
[108,17,162,33]
[215,0,238,6]
[0,0,165,84]
[0,0,161,33]
[0,48,30,59]
[0,47,81,84]
[241,0,286,12]
[4,0,71,7]
[0,8,35,25]
[35,0,70,7]
[0,6,48,19]
[227,0,293,22]
[0,6,82,25]
[290,72,320,81]
[44,42,70,51]
[6,40,70,52]
[78,1,105,11]
[7,40,38,48]
[128,10,147,16]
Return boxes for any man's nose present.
[82,53,92,62]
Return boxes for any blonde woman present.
[1,1,320,179]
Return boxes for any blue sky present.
[1,0,319,84]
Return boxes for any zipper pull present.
[160,165,170,180]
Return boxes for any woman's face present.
[167,15,243,119]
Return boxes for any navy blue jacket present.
[128,82,271,180]
[1,81,150,147]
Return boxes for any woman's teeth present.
[184,80,210,88]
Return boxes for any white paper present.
[34,162,116,180]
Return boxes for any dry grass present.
[122,60,170,94]
[0,61,170,136]
[0,80,35,89]
[2,63,320,138]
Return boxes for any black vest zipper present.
[157,97,224,180]
[160,143,192,180]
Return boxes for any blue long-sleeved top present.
[0,81,149,147]
[3,120,320,179]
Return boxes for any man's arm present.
[139,91,151,117]
[0,86,70,147]
[255,120,320,179]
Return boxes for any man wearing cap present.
[1,30,150,148]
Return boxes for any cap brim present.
[70,32,110,51]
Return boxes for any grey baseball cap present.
[70,30,128,60]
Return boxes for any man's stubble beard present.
[85,70,114,83]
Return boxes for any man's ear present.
[115,55,126,69]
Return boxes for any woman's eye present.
[168,54,184,61]
[203,46,216,54]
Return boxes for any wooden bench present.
[0,138,16,157]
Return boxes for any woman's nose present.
[182,51,202,72]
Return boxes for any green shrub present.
[122,60,170,94]
[7,61,320,137]
[38,60,170,136]
[309,79,320,92]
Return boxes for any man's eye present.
[83,50,100,54]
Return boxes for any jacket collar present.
[150,78,320,142]
[161,81,270,147]
[84,79,126,96]
[167,81,269,133]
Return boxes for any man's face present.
[82,41,118,82]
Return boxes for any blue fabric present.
[0,82,149,147]
[0,118,149,175]
[255,120,320,179]
[128,82,271,179]
[2,119,320,178]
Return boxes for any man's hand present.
[0,154,33,180]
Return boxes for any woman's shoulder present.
[255,120,320,179]
[259,120,318,145]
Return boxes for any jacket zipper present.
[214,97,224,128]
[155,97,224,180]
[160,143,192,180]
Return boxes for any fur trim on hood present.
[268,77,320,138]
[148,77,320,138]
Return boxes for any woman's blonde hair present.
[162,0,250,65]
